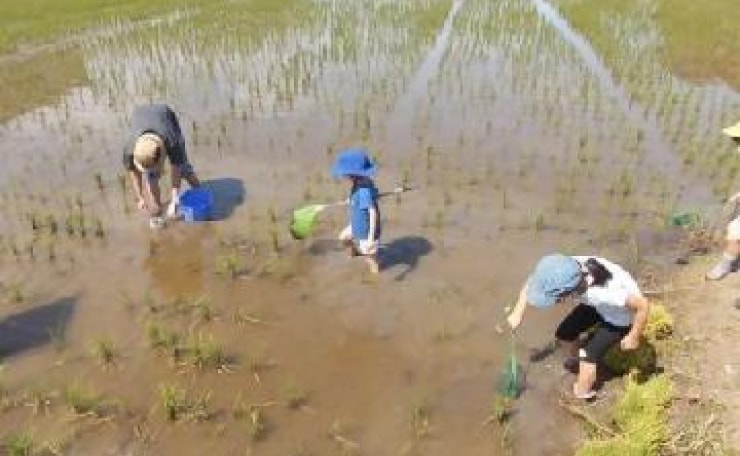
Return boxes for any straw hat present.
[722,121,740,139]
[132,133,166,172]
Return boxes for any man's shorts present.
[338,225,378,255]
[555,304,631,364]
[728,217,740,241]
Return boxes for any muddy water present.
[0,0,739,454]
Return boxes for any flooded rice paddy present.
[0,0,738,454]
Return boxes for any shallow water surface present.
[0,0,738,454]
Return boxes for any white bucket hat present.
[132,133,166,172]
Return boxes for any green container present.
[668,211,702,228]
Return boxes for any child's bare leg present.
[338,226,357,257]
[365,254,379,274]
[573,361,598,398]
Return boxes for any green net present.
[289,204,325,240]
[497,336,522,398]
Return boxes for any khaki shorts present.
[728,217,740,241]
[338,225,379,255]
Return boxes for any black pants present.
[555,304,630,364]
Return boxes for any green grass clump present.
[146,323,180,352]
[604,341,657,377]
[182,332,228,371]
[4,433,33,456]
[604,303,673,376]
[90,338,117,367]
[159,384,210,422]
[576,375,673,456]
[62,382,104,416]
[643,303,673,340]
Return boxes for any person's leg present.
[555,304,601,371]
[357,239,380,274]
[178,163,200,188]
[364,254,380,274]
[574,323,629,399]
[706,218,740,280]
[338,226,357,257]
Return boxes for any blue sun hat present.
[526,254,583,308]
[331,148,377,178]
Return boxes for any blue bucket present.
[179,188,214,222]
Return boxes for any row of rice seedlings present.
[159,383,212,423]
[146,322,230,372]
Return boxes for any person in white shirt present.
[506,254,651,400]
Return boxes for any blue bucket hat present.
[526,254,583,308]
[331,148,377,178]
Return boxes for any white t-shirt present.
[572,256,641,327]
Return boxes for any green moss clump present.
[576,375,673,456]
[644,303,673,340]
[603,302,674,375]
[603,341,657,377]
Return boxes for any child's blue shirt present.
[349,180,381,240]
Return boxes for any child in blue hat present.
[331,148,381,274]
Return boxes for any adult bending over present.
[123,104,200,220]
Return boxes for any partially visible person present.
[507,254,651,400]
[331,148,381,274]
[706,121,740,280]
[123,104,200,222]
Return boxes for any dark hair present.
[584,258,612,287]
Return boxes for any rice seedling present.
[246,348,275,384]
[182,332,229,371]
[160,383,186,422]
[215,250,246,279]
[5,283,24,304]
[412,400,431,438]
[42,438,67,456]
[93,218,105,239]
[269,229,280,254]
[232,308,264,325]
[146,322,180,356]
[231,392,250,421]
[22,386,53,415]
[534,213,546,232]
[483,395,514,426]
[94,173,105,192]
[90,337,117,367]
[248,405,268,441]
[282,381,308,410]
[62,382,104,416]
[4,433,33,456]
[159,384,211,423]
[328,421,360,454]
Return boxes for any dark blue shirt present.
[122,104,188,171]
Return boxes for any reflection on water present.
[0,1,739,453]
[144,226,209,299]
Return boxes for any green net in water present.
[497,338,522,399]
[289,204,325,240]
